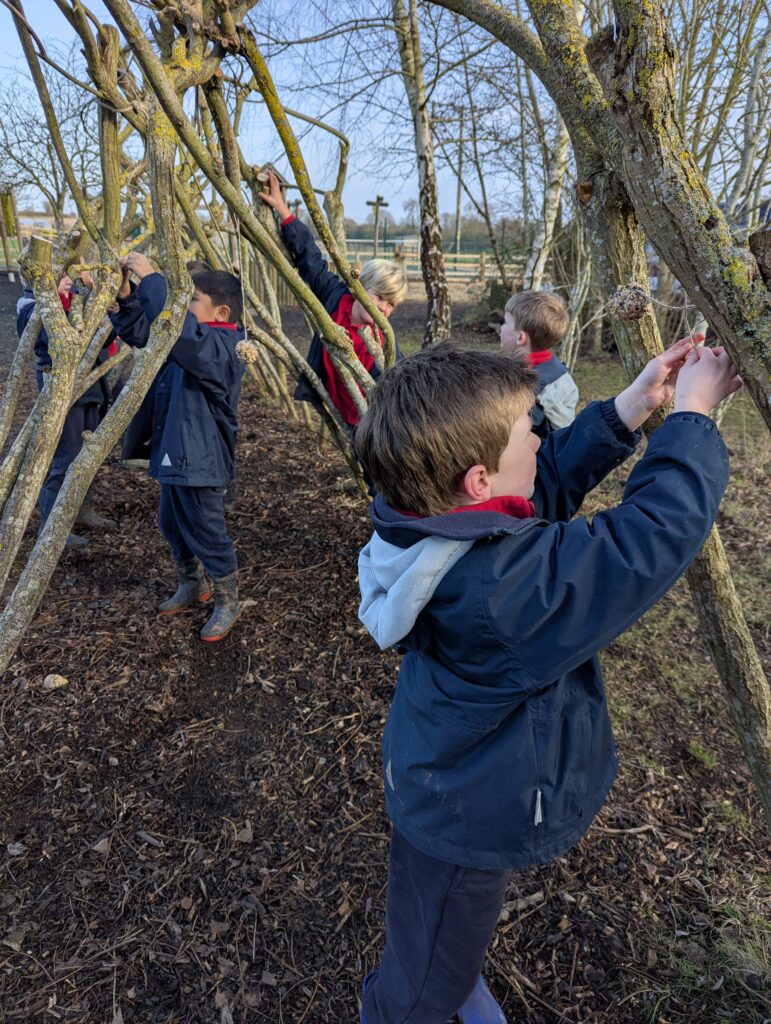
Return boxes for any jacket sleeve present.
[533,398,641,523]
[280,216,348,308]
[16,298,35,337]
[538,372,579,429]
[109,275,168,347]
[167,316,240,397]
[486,412,729,687]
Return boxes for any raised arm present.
[492,411,729,686]
[493,344,742,686]
[534,337,698,522]
[259,170,346,309]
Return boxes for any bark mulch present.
[0,295,769,1023]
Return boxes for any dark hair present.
[354,344,536,516]
[193,270,243,322]
[186,259,211,276]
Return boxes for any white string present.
[233,212,249,343]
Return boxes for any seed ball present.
[606,284,651,321]
[236,340,260,365]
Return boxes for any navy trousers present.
[122,377,156,461]
[158,483,237,579]
[38,401,101,522]
[363,829,510,1024]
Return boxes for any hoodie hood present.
[358,495,538,650]
[358,533,474,650]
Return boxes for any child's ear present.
[217,303,232,322]
[458,464,492,504]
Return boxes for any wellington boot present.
[76,486,116,529]
[158,558,211,615]
[39,488,88,547]
[200,572,241,642]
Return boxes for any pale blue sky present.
[0,0,460,224]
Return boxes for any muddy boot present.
[158,558,211,615]
[39,487,88,548]
[76,485,116,529]
[200,572,241,642]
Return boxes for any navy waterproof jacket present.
[17,286,115,407]
[110,273,244,487]
[279,217,392,409]
[358,400,729,869]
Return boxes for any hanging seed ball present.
[606,284,651,321]
[236,340,260,365]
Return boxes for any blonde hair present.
[355,344,536,516]
[359,258,408,307]
[504,290,569,351]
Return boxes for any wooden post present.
[479,251,486,284]
[9,189,23,259]
[290,198,301,219]
[366,194,389,257]
[0,199,11,270]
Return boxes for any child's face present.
[189,289,228,324]
[500,312,526,353]
[351,290,394,326]
[488,410,541,499]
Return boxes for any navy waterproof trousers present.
[158,483,237,579]
[363,829,510,1024]
[38,402,101,522]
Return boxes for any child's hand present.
[122,251,156,280]
[674,345,742,416]
[117,265,131,299]
[259,170,292,221]
[614,335,698,431]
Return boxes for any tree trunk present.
[585,5,771,430]
[392,0,451,345]
[0,101,190,674]
[524,115,570,289]
[580,169,771,829]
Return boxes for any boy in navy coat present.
[260,170,407,426]
[111,254,245,642]
[354,338,740,1023]
[17,272,117,546]
[500,289,579,439]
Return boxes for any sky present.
[0,0,460,224]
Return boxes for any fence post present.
[0,201,11,270]
[479,251,486,285]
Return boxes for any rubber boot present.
[76,485,116,529]
[158,558,211,615]
[200,571,241,642]
[39,487,88,548]
[458,975,507,1024]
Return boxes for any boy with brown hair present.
[354,338,740,1023]
[501,289,578,438]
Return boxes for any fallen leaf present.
[91,837,111,856]
[43,674,68,690]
